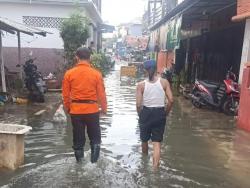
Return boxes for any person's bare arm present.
[136,82,144,115]
[164,79,174,114]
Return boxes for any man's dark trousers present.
[71,112,101,162]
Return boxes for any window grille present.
[23,16,64,28]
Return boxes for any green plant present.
[91,53,114,76]
[91,53,103,72]
[60,11,89,68]
[180,68,188,84]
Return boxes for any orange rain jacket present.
[62,61,107,115]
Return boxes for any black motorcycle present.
[19,58,46,103]
[162,66,175,86]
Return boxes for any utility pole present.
[17,31,23,81]
[0,31,7,93]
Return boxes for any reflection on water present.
[1,63,250,188]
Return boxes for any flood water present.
[0,62,250,188]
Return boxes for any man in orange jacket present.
[62,47,107,163]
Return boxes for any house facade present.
[144,0,245,84]
[0,0,102,75]
[117,22,143,38]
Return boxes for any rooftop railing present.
[146,0,183,28]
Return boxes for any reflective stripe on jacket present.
[62,61,107,114]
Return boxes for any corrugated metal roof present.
[0,17,51,36]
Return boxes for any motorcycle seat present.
[198,80,220,92]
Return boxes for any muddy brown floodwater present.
[0,62,250,188]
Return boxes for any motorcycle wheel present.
[191,89,202,108]
[192,99,202,108]
[223,97,239,116]
[37,94,45,103]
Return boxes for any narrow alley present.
[0,63,249,188]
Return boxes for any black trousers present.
[71,112,101,151]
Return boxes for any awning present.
[0,17,51,36]
[182,0,236,24]
[99,23,115,33]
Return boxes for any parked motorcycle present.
[18,58,46,103]
[179,84,193,99]
[162,65,175,86]
[191,68,240,116]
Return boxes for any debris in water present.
[34,110,46,116]
[53,104,67,122]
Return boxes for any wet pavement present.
[0,62,250,188]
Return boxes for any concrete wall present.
[236,0,250,83]
[237,0,250,15]
[236,1,250,132]
[0,134,24,170]
[238,63,250,131]
[239,19,250,83]
[3,47,64,75]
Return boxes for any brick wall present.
[237,0,250,15]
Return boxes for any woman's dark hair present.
[147,67,156,81]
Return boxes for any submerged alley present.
[0,63,249,188]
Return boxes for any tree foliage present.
[91,53,115,76]
[60,12,89,67]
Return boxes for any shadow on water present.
[1,62,250,188]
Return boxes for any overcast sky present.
[102,0,147,25]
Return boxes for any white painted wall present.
[0,2,98,49]
[239,19,250,83]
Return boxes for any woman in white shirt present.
[136,60,174,169]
